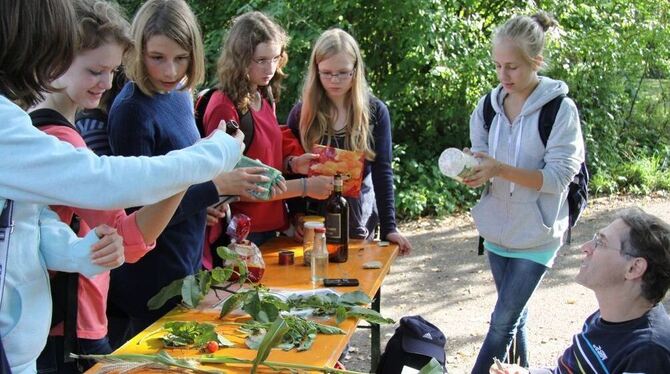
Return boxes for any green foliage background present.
[118,0,670,219]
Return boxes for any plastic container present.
[438,148,479,182]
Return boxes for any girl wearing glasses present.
[286,29,412,255]
[465,12,584,373]
[200,11,332,251]
[104,0,271,342]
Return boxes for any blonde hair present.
[493,11,558,69]
[299,28,375,160]
[124,0,204,96]
[215,11,288,113]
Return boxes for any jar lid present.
[303,215,326,223]
[304,221,325,229]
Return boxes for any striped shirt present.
[532,304,670,374]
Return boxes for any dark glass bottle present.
[325,174,349,263]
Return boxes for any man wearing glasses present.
[492,208,670,373]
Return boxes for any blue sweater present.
[287,97,398,239]
[107,83,219,323]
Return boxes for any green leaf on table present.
[314,323,344,335]
[335,305,347,325]
[346,306,395,324]
[161,321,219,349]
[339,290,371,305]
[198,270,213,296]
[251,316,289,374]
[219,292,245,318]
[181,275,202,308]
[297,332,317,351]
[419,358,444,374]
[147,278,184,310]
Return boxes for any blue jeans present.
[471,251,548,374]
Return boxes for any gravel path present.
[342,193,670,373]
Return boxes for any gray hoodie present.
[469,77,584,251]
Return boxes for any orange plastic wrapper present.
[308,145,364,197]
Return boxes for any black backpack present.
[29,108,81,363]
[194,86,275,154]
[376,315,447,374]
[477,92,589,254]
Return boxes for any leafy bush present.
[116,0,669,219]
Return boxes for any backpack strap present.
[194,88,218,138]
[29,108,76,130]
[236,107,254,153]
[537,94,566,146]
[482,92,496,131]
[0,200,14,307]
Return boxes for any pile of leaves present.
[241,315,344,352]
[160,321,233,351]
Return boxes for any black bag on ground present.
[376,315,447,373]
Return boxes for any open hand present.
[213,167,269,200]
[91,224,125,268]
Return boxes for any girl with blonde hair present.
[201,11,332,249]
[287,28,412,254]
[466,12,584,373]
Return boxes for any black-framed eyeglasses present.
[318,68,356,82]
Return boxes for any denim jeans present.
[471,251,548,374]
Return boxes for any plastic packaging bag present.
[225,214,265,282]
[234,156,284,200]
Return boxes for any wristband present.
[301,178,307,197]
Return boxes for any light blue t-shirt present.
[484,240,560,267]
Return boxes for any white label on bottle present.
[326,213,341,239]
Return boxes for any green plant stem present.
[199,356,365,374]
[136,327,164,345]
[75,352,366,374]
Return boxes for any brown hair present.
[618,208,670,304]
[215,11,289,113]
[0,0,77,107]
[74,0,132,53]
[124,0,205,96]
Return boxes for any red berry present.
[205,340,218,353]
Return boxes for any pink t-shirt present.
[42,125,155,339]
